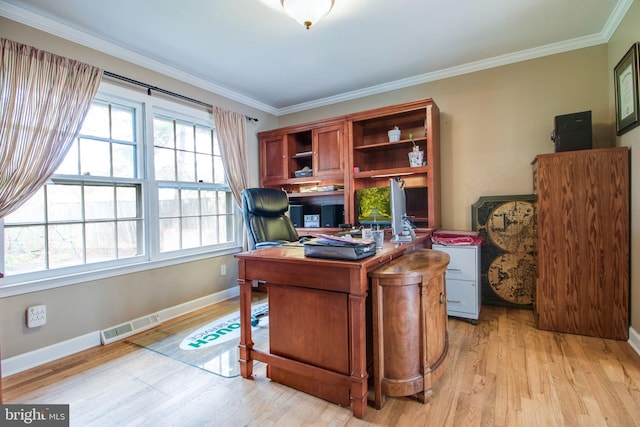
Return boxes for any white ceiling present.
[0,0,632,115]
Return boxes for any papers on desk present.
[314,234,374,247]
[304,234,377,260]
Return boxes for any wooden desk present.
[236,234,428,419]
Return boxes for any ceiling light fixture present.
[281,0,335,30]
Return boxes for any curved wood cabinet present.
[368,249,450,408]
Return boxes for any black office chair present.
[241,187,299,250]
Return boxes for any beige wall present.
[278,46,612,231]
[608,1,640,332]
[0,17,276,358]
[1,3,638,363]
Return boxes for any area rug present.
[130,302,269,378]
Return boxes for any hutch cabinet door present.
[260,134,287,182]
[313,123,344,177]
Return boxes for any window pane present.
[159,218,180,252]
[56,140,79,175]
[111,105,134,142]
[213,133,221,156]
[181,189,200,217]
[175,122,194,152]
[218,215,231,243]
[217,191,229,214]
[154,117,174,148]
[213,156,225,183]
[47,185,82,221]
[80,102,110,138]
[158,188,180,217]
[182,216,200,249]
[118,220,141,258]
[112,143,135,178]
[48,223,84,268]
[177,150,196,182]
[4,225,46,274]
[5,188,45,224]
[116,187,138,218]
[85,186,115,220]
[195,126,212,154]
[196,153,213,183]
[201,190,217,215]
[86,222,116,263]
[80,138,111,177]
[154,147,176,180]
[201,216,218,246]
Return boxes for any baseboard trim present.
[157,286,239,323]
[1,332,101,378]
[1,286,240,378]
[628,326,640,356]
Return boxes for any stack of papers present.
[304,234,377,260]
[314,234,373,246]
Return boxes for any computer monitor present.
[390,177,413,242]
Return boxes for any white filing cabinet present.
[432,244,481,324]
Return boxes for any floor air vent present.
[100,313,161,345]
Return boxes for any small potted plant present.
[388,126,401,142]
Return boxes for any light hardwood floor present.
[3,299,640,426]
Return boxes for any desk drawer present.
[446,279,477,316]
[432,245,477,281]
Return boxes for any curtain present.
[0,39,102,218]
[212,106,249,208]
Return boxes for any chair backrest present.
[241,188,299,249]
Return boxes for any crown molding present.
[601,0,634,41]
[277,32,611,115]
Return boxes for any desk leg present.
[349,292,368,419]
[238,276,254,379]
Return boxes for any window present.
[153,112,234,253]
[1,83,240,288]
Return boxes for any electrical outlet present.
[220,264,227,276]
[27,304,46,328]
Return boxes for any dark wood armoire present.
[533,147,629,340]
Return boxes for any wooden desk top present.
[236,233,429,299]
[236,233,429,269]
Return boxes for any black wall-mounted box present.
[551,110,592,152]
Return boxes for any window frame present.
[0,82,242,298]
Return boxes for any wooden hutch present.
[257,99,441,233]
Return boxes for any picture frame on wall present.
[614,42,640,136]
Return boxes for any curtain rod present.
[103,70,259,122]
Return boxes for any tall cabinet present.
[533,147,629,340]
[257,99,441,232]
